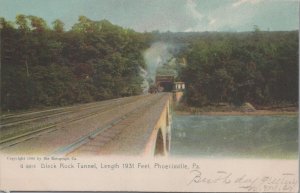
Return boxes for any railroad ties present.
[0,93,170,156]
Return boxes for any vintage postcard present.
[0,0,299,192]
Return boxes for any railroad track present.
[51,94,166,156]
[1,96,136,120]
[0,95,145,127]
[0,94,155,150]
[0,125,57,150]
[0,94,151,134]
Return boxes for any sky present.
[0,0,299,32]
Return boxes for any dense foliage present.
[1,15,298,111]
[1,15,151,110]
[178,30,299,107]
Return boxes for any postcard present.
[0,0,299,192]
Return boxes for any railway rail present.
[0,95,144,127]
[0,94,157,151]
[52,94,165,156]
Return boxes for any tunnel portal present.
[155,75,175,92]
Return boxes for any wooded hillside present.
[1,16,298,110]
[178,30,299,106]
[1,16,151,110]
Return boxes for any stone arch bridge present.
[0,93,182,157]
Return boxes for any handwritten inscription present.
[5,156,298,192]
[188,169,298,192]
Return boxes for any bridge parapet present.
[0,93,174,157]
[144,93,172,156]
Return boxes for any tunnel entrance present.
[155,75,175,92]
[158,82,173,92]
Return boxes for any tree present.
[28,15,48,32]
[52,19,64,33]
[16,14,29,31]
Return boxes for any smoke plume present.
[143,42,176,81]
[139,67,149,94]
